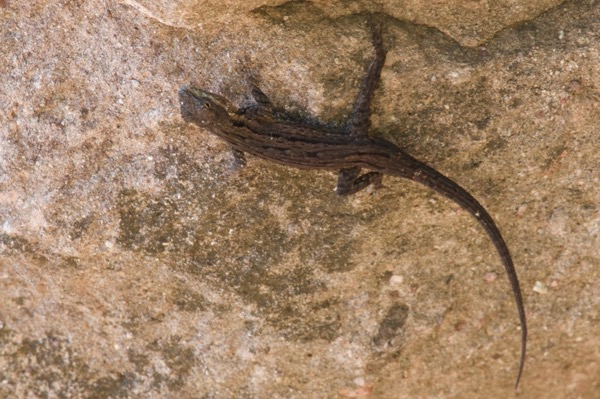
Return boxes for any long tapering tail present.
[389,152,527,388]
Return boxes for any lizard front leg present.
[239,84,275,120]
[231,148,247,168]
[336,167,383,195]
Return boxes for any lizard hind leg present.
[346,20,386,139]
[336,167,383,195]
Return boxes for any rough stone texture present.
[1,0,599,398]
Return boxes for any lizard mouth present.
[178,86,207,124]
[179,85,207,100]
[179,85,239,126]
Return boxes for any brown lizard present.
[179,22,526,387]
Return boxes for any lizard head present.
[179,86,237,127]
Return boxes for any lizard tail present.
[389,153,527,388]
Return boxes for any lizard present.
[178,22,526,388]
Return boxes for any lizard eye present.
[204,102,211,109]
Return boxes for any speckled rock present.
[1,0,599,398]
